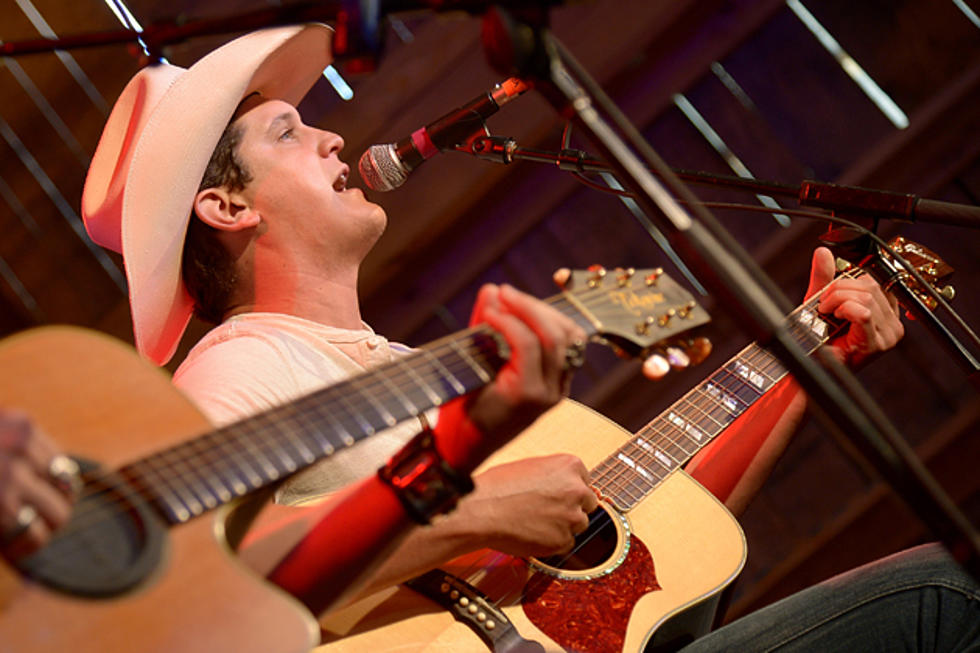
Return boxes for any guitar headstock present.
[883,236,955,311]
[558,265,711,363]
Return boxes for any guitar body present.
[0,327,317,653]
[317,401,746,652]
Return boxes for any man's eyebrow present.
[266,112,297,137]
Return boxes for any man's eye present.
[279,128,294,141]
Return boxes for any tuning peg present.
[587,265,607,288]
[642,353,670,380]
[644,267,664,287]
[682,336,712,366]
[657,308,676,327]
[615,267,636,287]
[635,315,656,335]
[911,284,955,313]
[677,300,698,319]
[553,267,572,289]
[665,346,690,370]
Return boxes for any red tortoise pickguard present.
[521,537,660,653]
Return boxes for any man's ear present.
[193,187,260,232]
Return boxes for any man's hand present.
[0,410,76,561]
[435,284,587,473]
[455,454,600,558]
[805,247,904,367]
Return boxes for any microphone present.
[358,78,529,191]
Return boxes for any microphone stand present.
[466,136,980,229]
[464,136,980,384]
[479,7,980,578]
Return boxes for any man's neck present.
[226,268,366,331]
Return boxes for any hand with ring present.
[0,409,78,561]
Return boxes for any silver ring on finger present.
[48,454,82,495]
[5,504,38,543]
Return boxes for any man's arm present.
[266,284,590,614]
[342,452,597,599]
[684,247,905,515]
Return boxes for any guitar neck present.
[118,295,601,525]
[592,293,847,512]
[110,266,709,526]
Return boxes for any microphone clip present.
[466,135,517,164]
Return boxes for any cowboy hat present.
[82,24,333,365]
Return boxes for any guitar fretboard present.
[120,329,506,524]
[592,299,843,512]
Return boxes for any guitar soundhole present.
[19,458,166,597]
[536,505,619,573]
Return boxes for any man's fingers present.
[0,412,55,474]
[819,286,872,315]
[469,284,501,327]
[497,284,587,380]
[583,489,600,514]
[480,300,543,384]
[805,247,837,301]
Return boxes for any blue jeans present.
[681,544,980,652]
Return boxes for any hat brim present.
[123,24,333,364]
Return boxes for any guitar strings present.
[34,281,665,549]
[444,269,860,612]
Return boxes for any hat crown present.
[82,64,184,253]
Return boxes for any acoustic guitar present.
[315,241,953,653]
[0,268,707,653]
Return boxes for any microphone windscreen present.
[358,144,407,192]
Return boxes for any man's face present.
[232,96,386,263]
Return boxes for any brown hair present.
[181,122,252,324]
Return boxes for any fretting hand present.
[434,284,587,474]
[805,247,904,367]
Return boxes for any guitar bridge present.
[404,569,545,653]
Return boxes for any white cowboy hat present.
[82,24,333,365]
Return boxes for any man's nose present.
[318,130,344,157]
